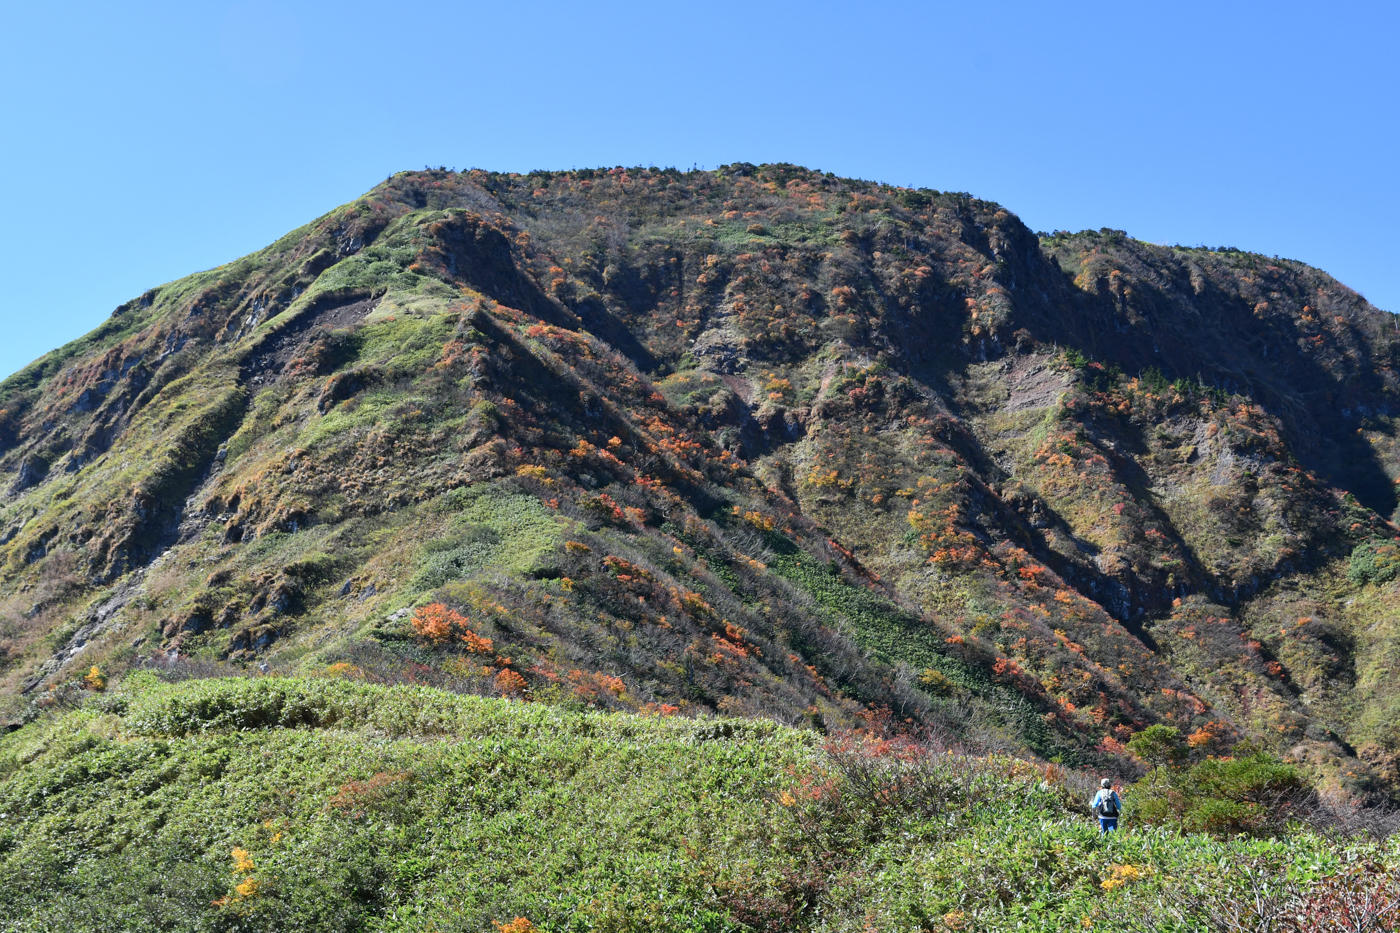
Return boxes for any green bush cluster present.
[1127,752,1312,837]
[0,676,1380,932]
[1348,537,1400,586]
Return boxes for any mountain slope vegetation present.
[2,163,1400,804]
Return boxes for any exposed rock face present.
[10,456,46,494]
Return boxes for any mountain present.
[3,163,1400,798]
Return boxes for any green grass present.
[0,676,804,932]
[761,533,1066,760]
[410,486,566,589]
[298,389,419,450]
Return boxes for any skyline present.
[1,0,1396,378]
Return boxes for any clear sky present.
[1,1,1396,379]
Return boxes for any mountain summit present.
[3,164,1399,797]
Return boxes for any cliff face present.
[3,164,1398,794]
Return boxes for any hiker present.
[1091,778,1121,834]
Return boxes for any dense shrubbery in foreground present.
[1,675,1397,932]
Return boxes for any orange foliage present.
[1187,720,1231,753]
[568,669,626,702]
[494,668,529,697]
[325,771,413,818]
[603,555,652,582]
[743,510,775,531]
[673,587,712,616]
[411,603,494,654]
[496,919,538,933]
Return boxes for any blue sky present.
[1,1,1396,379]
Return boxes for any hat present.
[1101,778,1112,788]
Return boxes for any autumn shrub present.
[410,602,494,654]
[566,669,625,704]
[316,640,487,696]
[1296,862,1400,932]
[325,770,416,820]
[495,918,539,933]
[704,863,829,933]
[493,668,528,697]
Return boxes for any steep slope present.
[1,165,1398,793]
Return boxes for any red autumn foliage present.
[411,603,494,654]
[494,668,529,697]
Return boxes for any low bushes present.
[118,672,793,746]
[0,676,1390,932]
[1127,752,1314,837]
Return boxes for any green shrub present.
[1128,753,1313,837]
[1348,537,1400,586]
[1126,724,1185,770]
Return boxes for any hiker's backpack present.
[1099,791,1120,817]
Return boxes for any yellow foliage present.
[1100,863,1151,891]
[764,376,793,400]
[675,588,712,615]
[83,665,106,692]
[231,847,255,875]
[806,468,853,490]
[743,510,775,532]
[919,668,954,695]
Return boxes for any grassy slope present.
[0,675,1372,933]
